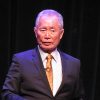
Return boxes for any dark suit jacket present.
[1,47,85,100]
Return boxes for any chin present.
[39,45,56,52]
[42,47,56,53]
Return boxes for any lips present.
[43,42,52,45]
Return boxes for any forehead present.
[38,15,60,26]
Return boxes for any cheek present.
[53,34,61,41]
[36,34,43,42]
[51,36,60,46]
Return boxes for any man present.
[1,9,85,100]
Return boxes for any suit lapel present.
[32,47,53,96]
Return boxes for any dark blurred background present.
[0,0,100,100]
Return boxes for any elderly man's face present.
[34,15,64,53]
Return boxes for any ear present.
[34,27,37,38]
[60,29,64,39]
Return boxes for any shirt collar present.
[38,46,59,62]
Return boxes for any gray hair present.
[35,9,64,28]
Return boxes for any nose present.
[45,31,51,39]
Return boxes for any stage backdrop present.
[0,0,100,100]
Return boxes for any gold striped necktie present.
[46,54,53,92]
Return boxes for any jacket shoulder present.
[14,49,34,56]
[13,48,38,59]
[59,51,80,63]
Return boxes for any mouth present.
[43,42,52,46]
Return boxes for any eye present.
[40,28,46,32]
[51,29,55,32]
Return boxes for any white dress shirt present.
[38,46,62,96]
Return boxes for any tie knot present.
[46,54,53,71]
[46,54,52,60]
